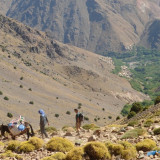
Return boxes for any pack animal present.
[0,122,34,140]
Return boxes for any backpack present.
[78,113,84,122]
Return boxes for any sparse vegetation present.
[18,141,35,153]
[108,116,112,119]
[144,119,154,127]
[66,147,84,160]
[46,137,74,152]
[84,116,89,121]
[7,112,13,118]
[154,96,160,105]
[136,139,156,151]
[29,101,34,105]
[127,111,136,119]
[121,128,145,139]
[153,127,160,135]
[0,150,22,160]
[82,124,99,130]
[6,140,21,152]
[28,137,44,150]
[4,96,9,101]
[116,116,120,120]
[28,88,32,91]
[66,111,71,115]
[55,114,59,118]
[45,127,57,133]
[128,120,138,127]
[84,142,111,160]
[78,103,82,109]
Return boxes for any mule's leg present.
[27,128,30,140]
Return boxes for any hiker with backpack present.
[74,109,83,134]
[38,109,49,139]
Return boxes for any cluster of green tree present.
[104,46,160,99]
[121,96,160,119]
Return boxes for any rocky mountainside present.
[139,19,160,50]
[0,14,147,128]
[0,0,12,15]
[5,0,160,53]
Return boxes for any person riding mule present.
[0,116,34,140]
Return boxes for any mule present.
[0,122,34,140]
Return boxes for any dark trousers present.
[40,125,48,138]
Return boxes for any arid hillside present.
[0,14,148,128]
[0,0,12,15]
[5,0,160,53]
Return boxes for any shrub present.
[119,141,137,160]
[136,139,156,151]
[102,108,105,111]
[66,147,84,160]
[14,66,16,69]
[28,137,44,149]
[0,91,3,95]
[42,152,65,160]
[84,116,89,121]
[108,116,112,119]
[116,116,120,120]
[51,152,66,160]
[29,101,34,104]
[84,142,111,159]
[28,88,32,91]
[45,127,57,133]
[144,119,154,127]
[0,150,22,159]
[82,124,99,130]
[78,103,82,109]
[107,143,124,156]
[128,120,138,127]
[4,96,9,100]
[55,114,59,118]
[153,127,160,135]
[18,141,35,153]
[121,104,132,116]
[42,157,56,160]
[127,111,136,119]
[20,77,23,80]
[6,140,21,151]
[121,128,145,139]
[46,137,74,152]
[66,111,71,115]
[7,112,13,118]
[19,85,23,88]
[130,102,142,113]
[154,96,160,105]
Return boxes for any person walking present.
[74,109,83,134]
[38,109,49,138]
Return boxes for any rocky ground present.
[0,112,160,160]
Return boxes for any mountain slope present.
[6,0,160,53]
[0,14,148,128]
[0,0,12,15]
[139,19,160,50]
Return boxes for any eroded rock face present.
[6,0,160,53]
